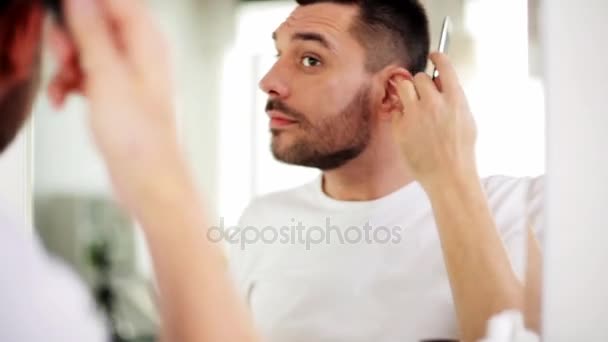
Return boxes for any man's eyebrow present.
[272,31,334,51]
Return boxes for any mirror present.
[220,2,545,339]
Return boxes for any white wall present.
[34,95,111,196]
[0,123,32,230]
[154,0,237,220]
[543,1,608,340]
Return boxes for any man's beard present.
[0,77,37,153]
[269,84,372,171]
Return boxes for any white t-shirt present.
[0,209,108,342]
[229,175,544,342]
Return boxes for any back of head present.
[0,0,43,153]
[295,0,430,74]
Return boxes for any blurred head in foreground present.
[0,1,44,153]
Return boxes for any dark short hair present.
[295,0,430,74]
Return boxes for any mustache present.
[265,100,307,123]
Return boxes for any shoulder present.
[0,211,108,342]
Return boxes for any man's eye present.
[301,56,322,67]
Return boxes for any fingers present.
[429,52,462,96]
[432,74,443,92]
[47,22,85,108]
[393,53,464,114]
[103,0,169,83]
[393,78,417,111]
[63,0,124,83]
[47,61,84,108]
[60,0,172,116]
[413,72,438,101]
[46,23,73,65]
[391,72,438,117]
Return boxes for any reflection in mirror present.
[219,1,545,341]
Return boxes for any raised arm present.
[55,0,259,341]
[392,53,525,342]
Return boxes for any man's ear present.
[377,66,413,120]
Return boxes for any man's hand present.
[49,0,181,214]
[391,52,478,190]
[392,53,525,342]
[49,2,260,342]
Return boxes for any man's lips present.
[267,110,298,128]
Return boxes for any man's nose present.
[259,62,290,99]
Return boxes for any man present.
[1,0,258,341]
[229,1,544,341]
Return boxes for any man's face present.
[260,3,375,170]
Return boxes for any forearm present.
[425,174,524,342]
[524,226,542,333]
[131,164,259,342]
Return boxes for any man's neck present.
[321,137,414,201]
